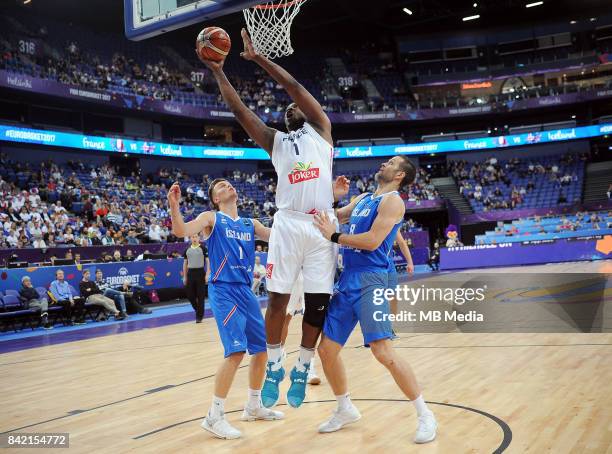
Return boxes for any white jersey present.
[271,122,334,213]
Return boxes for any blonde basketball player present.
[200,29,348,410]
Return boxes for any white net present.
[243,0,307,60]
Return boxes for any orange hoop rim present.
[253,0,305,10]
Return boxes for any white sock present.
[248,388,261,409]
[267,343,282,371]
[208,395,225,420]
[412,395,430,417]
[309,354,317,373]
[296,346,315,373]
[336,393,352,411]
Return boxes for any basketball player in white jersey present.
[200,29,349,409]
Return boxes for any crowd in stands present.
[0,151,435,253]
[450,153,587,212]
[345,167,439,203]
[0,157,176,250]
[475,210,612,245]
[0,153,285,252]
[413,78,612,110]
[3,6,609,119]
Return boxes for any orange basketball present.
[196,27,231,63]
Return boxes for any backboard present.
[124,0,261,41]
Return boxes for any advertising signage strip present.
[1,124,611,160]
[0,125,270,160]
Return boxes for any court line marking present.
[132,398,512,454]
[0,340,221,366]
[0,347,300,434]
[2,341,606,435]
[391,343,612,349]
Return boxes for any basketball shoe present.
[414,411,437,443]
[318,404,361,433]
[261,361,285,408]
[201,416,241,440]
[287,363,309,408]
[241,404,285,421]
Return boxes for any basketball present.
[196,27,231,63]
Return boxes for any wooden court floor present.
[1,314,611,453]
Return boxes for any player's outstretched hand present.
[197,53,225,73]
[240,28,259,61]
[313,211,336,241]
[167,182,182,207]
[333,176,350,201]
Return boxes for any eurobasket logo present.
[143,266,157,286]
[118,267,128,276]
[288,162,320,184]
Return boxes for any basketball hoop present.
[243,0,307,60]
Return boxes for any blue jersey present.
[206,212,255,286]
[343,192,402,272]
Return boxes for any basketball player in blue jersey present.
[388,230,414,338]
[168,179,284,440]
[199,29,351,411]
[313,156,438,444]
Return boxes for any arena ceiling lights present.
[403,7,413,15]
[525,1,544,8]
[462,14,480,21]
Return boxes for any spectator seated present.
[474,210,612,245]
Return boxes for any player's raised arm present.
[253,219,271,242]
[335,193,368,225]
[395,229,414,275]
[199,57,277,155]
[240,29,332,145]
[315,194,405,251]
[167,183,215,237]
[333,176,350,203]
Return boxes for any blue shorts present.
[323,270,393,347]
[209,282,266,358]
[387,262,398,289]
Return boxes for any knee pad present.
[303,293,330,328]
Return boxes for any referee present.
[183,233,209,323]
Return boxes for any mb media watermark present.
[373,308,485,323]
[358,273,611,333]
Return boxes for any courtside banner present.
[0,125,270,160]
[440,236,612,270]
[2,123,611,160]
[0,259,184,293]
[358,272,611,333]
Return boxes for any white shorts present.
[266,209,338,295]
[287,273,304,316]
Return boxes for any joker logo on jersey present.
[288,161,320,184]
